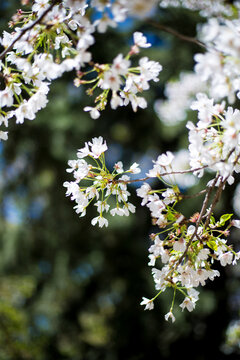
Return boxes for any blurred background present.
[0,1,240,359]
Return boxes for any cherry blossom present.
[1,0,240,325]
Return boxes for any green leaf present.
[167,211,176,222]
[173,185,180,194]
[207,240,218,251]
[219,213,233,226]
[210,216,215,225]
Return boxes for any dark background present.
[0,1,240,359]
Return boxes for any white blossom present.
[0,131,8,141]
[91,216,109,228]
[84,106,100,120]
[218,252,233,266]
[179,296,197,312]
[140,297,154,310]
[165,311,176,323]
[133,32,151,48]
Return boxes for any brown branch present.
[147,20,206,49]
[204,177,227,229]
[203,153,240,228]
[176,175,219,264]
[0,0,58,61]
[117,164,209,184]
[180,189,207,199]
[165,174,220,282]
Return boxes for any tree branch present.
[180,189,207,199]
[204,177,227,229]
[0,0,58,61]
[117,164,209,184]
[148,20,206,48]
[165,174,220,282]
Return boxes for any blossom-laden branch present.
[0,0,59,61]
[64,92,240,321]
[0,0,162,141]
[0,0,93,140]
[2,0,240,324]
[138,93,240,320]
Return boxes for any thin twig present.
[147,20,206,49]
[176,175,219,263]
[204,177,227,229]
[117,164,209,184]
[180,189,207,199]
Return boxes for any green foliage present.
[219,213,233,226]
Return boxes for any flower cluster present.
[154,72,206,126]
[140,206,240,315]
[78,32,162,118]
[188,93,240,183]
[138,157,240,321]
[159,0,237,17]
[0,0,92,139]
[0,0,162,139]
[64,133,240,322]
[155,8,240,129]
[195,18,240,103]
[137,87,240,320]
[64,136,140,227]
